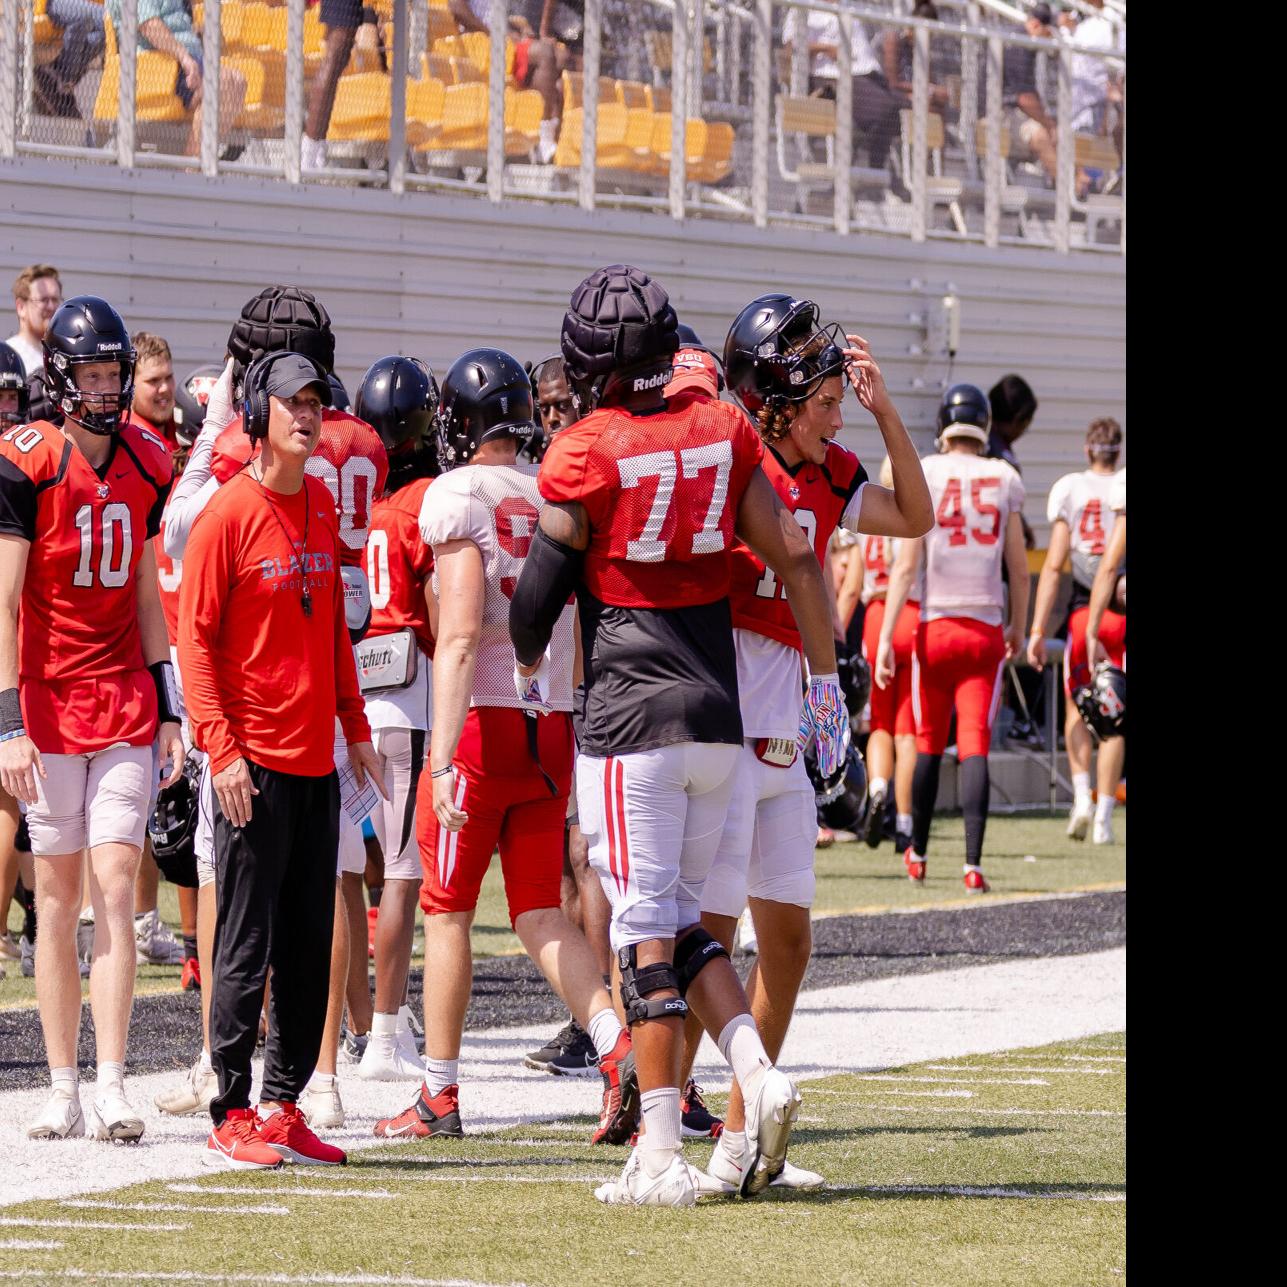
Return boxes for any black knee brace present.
[673,927,729,995]
[617,945,688,1025]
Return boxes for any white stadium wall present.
[0,159,1124,545]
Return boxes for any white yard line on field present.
[0,1241,62,1251]
[61,1199,290,1216]
[0,947,1124,1208]
[0,1275,516,1286]
[826,1184,1126,1202]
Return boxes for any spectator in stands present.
[105,0,246,159]
[7,265,62,377]
[1062,0,1124,193]
[1002,2,1057,184]
[303,2,379,173]
[879,2,949,114]
[33,0,106,119]
[781,0,907,175]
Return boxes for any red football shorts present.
[863,598,920,737]
[1064,605,1126,695]
[418,706,573,926]
[513,37,533,87]
[912,617,1006,759]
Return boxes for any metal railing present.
[0,0,1125,254]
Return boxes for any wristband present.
[430,765,454,780]
[0,687,23,737]
[149,662,183,726]
[0,727,27,743]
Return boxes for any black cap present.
[263,353,332,403]
[1031,3,1053,24]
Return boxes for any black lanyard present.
[253,467,313,618]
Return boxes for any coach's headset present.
[242,350,332,441]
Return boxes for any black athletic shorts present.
[320,0,365,29]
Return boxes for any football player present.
[352,356,440,1082]
[0,296,183,1142]
[860,458,921,854]
[877,384,1028,894]
[510,266,846,1207]
[1027,419,1124,843]
[373,348,635,1147]
[683,295,931,1194]
[0,340,29,428]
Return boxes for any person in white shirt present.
[781,1,907,171]
[6,265,63,376]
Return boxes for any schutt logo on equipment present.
[631,368,673,392]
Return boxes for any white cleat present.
[356,1034,424,1082]
[298,1079,345,1130]
[1066,800,1093,841]
[594,1147,697,1207]
[396,1006,423,1058]
[704,1138,825,1193]
[154,1057,218,1117]
[1092,817,1115,845]
[88,1088,145,1144]
[27,1090,86,1141]
[135,908,185,966]
[742,1068,802,1197]
[738,913,758,956]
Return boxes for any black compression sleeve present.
[509,527,584,667]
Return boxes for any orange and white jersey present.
[921,451,1025,626]
[1046,468,1120,591]
[419,462,575,712]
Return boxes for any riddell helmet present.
[936,383,991,447]
[0,340,29,426]
[438,348,535,468]
[173,363,223,444]
[43,296,136,436]
[724,294,846,422]
[328,372,351,413]
[560,264,679,410]
[804,741,871,835]
[1073,663,1126,741]
[836,644,873,723]
[147,753,201,889]
[357,355,440,486]
[226,285,335,395]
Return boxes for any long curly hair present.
[752,331,832,444]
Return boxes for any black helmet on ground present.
[724,293,846,421]
[437,348,535,469]
[560,264,679,411]
[42,295,136,436]
[804,741,871,835]
[0,341,29,426]
[1073,663,1125,741]
[173,363,224,444]
[936,383,991,448]
[226,286,335,395]
[836,643,873,723]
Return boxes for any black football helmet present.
[1073,662,1126,741]
[173,363,223,444]
[357,355,440,487]
[836,644,873,723]
[0,341,29,426]
[937,383,991,448]
[560,264,679,411]
[805,741,871,835]
[724,294,846,420]
[42,296,136,436]
[147,753,201,889]
[226,286,334,396]
[328,372,351,412]
[438,348,535,468]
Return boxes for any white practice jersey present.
[1109,468,1126,515]
[735,627,805,742]
[861,535,895,603]
[1046,468,1121,591]
[921,451,1025,626]
[420,462,575,712]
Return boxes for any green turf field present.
[0,1032,1125,1286]
[1,811,1125,1009]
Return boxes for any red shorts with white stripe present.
[863,597,920,737]
[912,617,1006,759]
[1064,605,1126,695]
[417,706,573,926]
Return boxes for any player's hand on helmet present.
[1027,632,1047,671]
[432,768,468,833]
[0,734,46,806]
[348,741,389,800]
[874,638,895,690]
[158,722,185,789]
[214,756,258,829]
[799,672,850,777]
[514,650,552,714]
[842,334,895,420]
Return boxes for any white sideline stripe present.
[877,1089,973,1098]
[0,1241,62,1250]
[815,1099,1124,1118]
[854,1074,1048,1087]
[62,1199,290,1216]
[0,1274,513,1286]
[168,1184,394,1201]
[826,1184,1125,1202]
[0,1216,188,1232]
[987,1054,1125,1063]
[929,1064,1117,1075]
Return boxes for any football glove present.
[514,650,552,714]
[798,672,850,778]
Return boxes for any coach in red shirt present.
[179,352,384,1170]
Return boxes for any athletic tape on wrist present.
[149,662,182,726]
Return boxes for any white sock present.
[638,1087,681,1175]
[423,1056,458,1096]
[896,812,913,835]
[718,1127,746,1160]
[96,1060,124,1092]
[309,1072,335,1090]
[870,776,889,797]
[717,1014,770,1100]
[197,1049,213,1075]
[372,1011,400,1038]
[1073,773,1092,806]
[50,1066,77,1097]
[586,1006,624,1061]
[1095,796,1115,824]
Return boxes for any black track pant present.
[209,761,340,1124]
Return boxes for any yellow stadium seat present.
[407,75,446,149]
[422,52,453,84]
[505,86,542,150]
[420,82,538,157]
[553,102,630,170]
[449,56,485,85]
[327,71,391,142]
[685,118,734,184]
[225,52,280,132]
[94,16,188,123]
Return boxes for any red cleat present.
[963,866,990,894]
[367,906,378,960]
[373,1083,464,1140]
[181,957,201,991]
[203,1108,284,1170]
[592,1032,639,1145]
[903,847,926,883]
[257,1102,346,1165]
[816,827,835,849]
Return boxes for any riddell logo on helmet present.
[631,368,673,392]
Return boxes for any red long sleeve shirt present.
[178,471,371,776]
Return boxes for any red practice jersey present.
[728,440,867,651]
[0,419,173,752]
[367,475,435,658]
[210,409,389,565]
